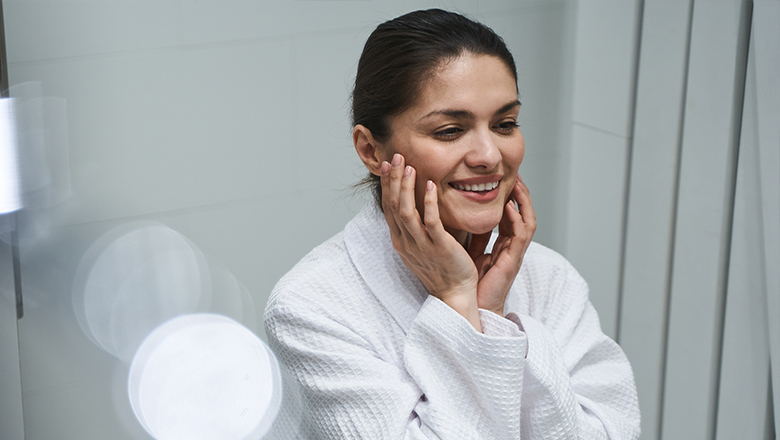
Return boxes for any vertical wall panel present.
[661,1,749,439]
[571,0,640,138]
[565,0,640,338]
[752,1,780,433]
[714,39,773,439]
[619,1,691,439]
[566,125,629,338]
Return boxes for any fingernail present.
[404,165,412,177]
[426,180,434,191]
[392,153,401,167]
[381,161,390,175]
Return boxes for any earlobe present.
[353,124,387,176]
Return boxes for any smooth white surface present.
[128,314,280,440]
[617,1,691,438]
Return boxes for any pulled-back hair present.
[352,9,518,205]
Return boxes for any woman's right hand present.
[380,153,483,331]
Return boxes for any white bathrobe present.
[264,203,640,439]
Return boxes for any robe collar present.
[343,203,428,333]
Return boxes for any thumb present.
[467,232,491,261]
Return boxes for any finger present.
[515,175,537,235]
[422,181,448,244]
[516,175,536,225]
[398,165,427,241]
[467,232,491,261]
[381,154,406,233]
[498,197,521,237]
[488,235,512,266]
[385,153,405,212]
[473,254,492,279]
[501,193,533,262]
[380,153,405,216]
[493,200,526,266]
[378,160,403,236]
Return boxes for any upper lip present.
[448,175,503,186]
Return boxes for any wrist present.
[439,290,482,332]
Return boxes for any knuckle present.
[398,208,415,223]
[517,231,528,242]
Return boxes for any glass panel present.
[3,2,576,438]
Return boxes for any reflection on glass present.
[0,82,71,241]
[0,97,21,216]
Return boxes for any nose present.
[464,129,501,170]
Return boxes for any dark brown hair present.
[352,9,518,205]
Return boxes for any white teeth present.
[452,181,499,192]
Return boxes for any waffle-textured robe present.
[264,203,640,439]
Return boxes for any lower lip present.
[450,185,501,202]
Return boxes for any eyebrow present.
[419,100,521,122]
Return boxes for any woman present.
[264,9,640,439]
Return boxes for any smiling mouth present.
[450,181,500,192]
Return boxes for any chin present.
[455,211,503,235]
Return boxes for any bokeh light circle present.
[73,223,211,362]
[128,313,281,440]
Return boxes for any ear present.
[353,124,389,176]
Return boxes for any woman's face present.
[383,53,525,237]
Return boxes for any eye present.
[433,126,464,140]
[495,120,520,134]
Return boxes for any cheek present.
[504,139,525,170]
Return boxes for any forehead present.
[411,54,518,118]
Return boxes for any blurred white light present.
[128,313,281,440]
[0,98,21,215]
[72,223,211,362]
[9,82,71,208]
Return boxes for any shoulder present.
[508,241,589,321]
[522,242,585,287]
[266,232,354,315]
[263,231,383,336]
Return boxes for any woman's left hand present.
[467,175,536,316]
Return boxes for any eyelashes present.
[496,121,520,133]
[433,120,520,140]
[434,127,464,139]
